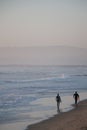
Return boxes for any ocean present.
[0,65,87,130]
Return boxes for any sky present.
[0,0,87,48]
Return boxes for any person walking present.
[56,93,61,111]
[73,91,79,105]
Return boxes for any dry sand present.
[26,100,87,130]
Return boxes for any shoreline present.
[26,99,87,130]
[0,92,87,130]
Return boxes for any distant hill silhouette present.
[0,46,87,65]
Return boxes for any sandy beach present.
[26,100,87,130]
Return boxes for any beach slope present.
[26,100,87,130]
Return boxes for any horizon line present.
[0,64,87,67]
[0,45,86,49]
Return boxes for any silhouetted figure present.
[73,91,79,105]
[56,93,61,111]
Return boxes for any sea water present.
[0,65,87,130]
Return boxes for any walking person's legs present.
[57,102,60,112]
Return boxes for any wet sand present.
[26,99,87,130]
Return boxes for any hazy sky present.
[0,0,87,48]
